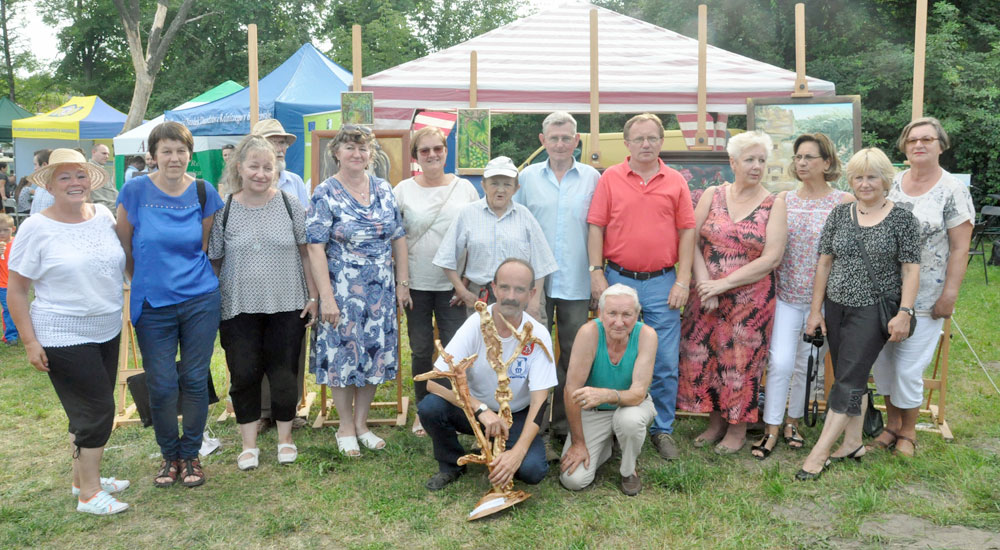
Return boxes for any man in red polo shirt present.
[586,113,695,460]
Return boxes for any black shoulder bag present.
[850,204,916,340]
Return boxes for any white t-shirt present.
[889,169,975,313]
[8,204,125,346]
[433,303,557,413]
[393,176,479,291]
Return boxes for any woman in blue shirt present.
[116,122,224,488]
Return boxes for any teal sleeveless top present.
[586,319,643,410]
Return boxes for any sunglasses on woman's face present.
[341,124,373,136]
[417,145,445,157]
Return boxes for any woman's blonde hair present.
[220,135,277,194]
[846,147,896,193]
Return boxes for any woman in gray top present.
[208,135,318,471]
[796,148,920,480]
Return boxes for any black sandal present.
[153,459,179,488]
[751,433,777,461]
[179,458,206,488]
[783,423,805,449]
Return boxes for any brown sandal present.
[179,458,206,488]
[893,434,917,457]
[153,459,180,488]
[866,428,898,452]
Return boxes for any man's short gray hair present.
[726,130,773,160]
[598,284,640,313]
[541,111,577,134]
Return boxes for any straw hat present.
[29,148,108,190]
[252,119,296,145]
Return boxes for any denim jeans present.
[135,289,221,460]
[606,268,680,435]
[418,394,548,484]
[405,289,467,402]
[0,287,18,343]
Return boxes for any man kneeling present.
[418,259,557,490]
[560,284,656,496]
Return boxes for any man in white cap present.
[251,119,309,207]
[433,156,557,325]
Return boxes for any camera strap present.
[803,341,822,427]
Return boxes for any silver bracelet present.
[613,389,621,406]
[674,281,688,289]
[308,297,318,303]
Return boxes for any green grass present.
[1,258,999,548]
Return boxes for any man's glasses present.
[627,136,663,145]
[417,145,445,156]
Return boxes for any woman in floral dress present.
[306,125,410,458]
[677,131,788,454]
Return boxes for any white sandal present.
[237,448,260,471]
[277,443,298,465]
[336,435,361,458]
[357,431,385,450]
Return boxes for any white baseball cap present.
[483,156,518,179]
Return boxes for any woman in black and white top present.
[7,149,130,515]
[208,135,318,470]
[796,148,921,480]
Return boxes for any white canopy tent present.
[364,1,835,129]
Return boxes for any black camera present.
[802,327,824,348]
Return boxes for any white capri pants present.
[872,315,945,409]
[763,299,828,426]
[560,395,655,491]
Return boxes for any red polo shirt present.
[587,157,695,272]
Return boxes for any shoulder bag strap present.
[196,179,207,213]
[221,194,233,231]
[850,203,884,296]
[406,176,461,248]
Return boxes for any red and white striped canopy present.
[365,1,835,128]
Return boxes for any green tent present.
[0,97,33,141]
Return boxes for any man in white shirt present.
[418,259,557,490]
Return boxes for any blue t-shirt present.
[117,176,224,323]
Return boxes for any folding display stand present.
[112,285,144,428]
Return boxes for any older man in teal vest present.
[559,284,657,496]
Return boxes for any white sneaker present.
[71,477,130,496]
[77,490,129,515]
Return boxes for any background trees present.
[14,0,1000,196]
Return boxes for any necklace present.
[341,177,370,203]
[858,200,887,215]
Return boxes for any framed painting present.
[340,92,374,126]
[747,95,861,192]
[660,150,735,209]
[310,129,411,191]
[456,108,490,175]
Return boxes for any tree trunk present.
[123,71,155,132]
[0,0,14,101]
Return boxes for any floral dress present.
[306,175,405,387]
[678,185,777,423]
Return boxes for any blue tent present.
[166,43,352,176]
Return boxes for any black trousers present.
[46,334,121,449]
[219,311,307,424]
[825,299,887,416]
[405,289,466,402]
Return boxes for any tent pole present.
[912,0,927,120]
[248,24,259,129]
[353,25,363,92]
[589,9,601,168]
[791,3,813,98]
[469,51,477,108]
[692,5,712,151]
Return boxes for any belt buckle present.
[635,271,650,281]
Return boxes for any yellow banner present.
[12,96,97,140]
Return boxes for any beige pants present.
[559,394,655,490]
[466,281,547,327]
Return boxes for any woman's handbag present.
[127,364,219,427]
[863,388,885,438]
[850,204,916,340]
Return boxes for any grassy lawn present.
[1,259,998,549]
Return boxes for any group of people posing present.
[5,110,973,514]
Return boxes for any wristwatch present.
[899,306,914,316]
[398,280,410,287]
[588,264,603,272]
[474,403,489,420]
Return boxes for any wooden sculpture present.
[414,301,550,520]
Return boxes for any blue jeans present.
[418,394,548,484]
[135,289,220,460]
[606,268,680,435]
[0,287,18,343]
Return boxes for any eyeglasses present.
[793,154,822,162]
[417,145,445,156]
[341,124,373,135]
[626,136,663,145]
[905,136,938,146]
[544,135,576,144]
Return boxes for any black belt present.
[606,261,673,281]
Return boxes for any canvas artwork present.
[747,96,861,193]
[340,92,374,126]
[456,108,490,174]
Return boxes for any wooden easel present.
[112,284,144,428]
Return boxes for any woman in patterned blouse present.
[797,148,920,480]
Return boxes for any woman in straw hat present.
[6,148,130,515]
